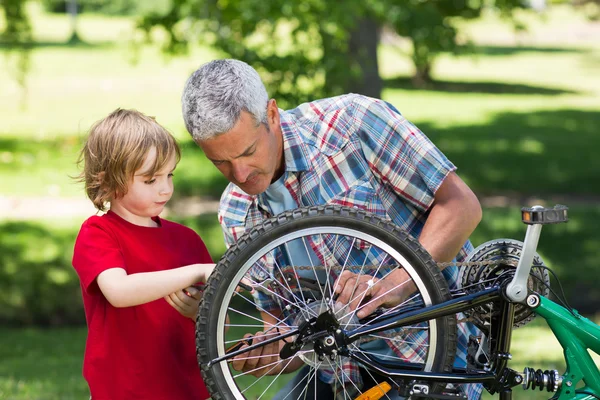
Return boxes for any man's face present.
[199,108,284,195]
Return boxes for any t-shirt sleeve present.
[72,219,125,294]
[192,233,213,264]
[352,97,456,212]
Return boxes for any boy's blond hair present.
[78,109,181,211]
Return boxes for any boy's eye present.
[168,173,174,178]
[144,178,156,184]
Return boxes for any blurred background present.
[0,0,599,398]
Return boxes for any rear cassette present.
[460,239,550,330]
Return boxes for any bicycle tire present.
[197,205,457,399]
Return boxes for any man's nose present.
[231,161,251,183]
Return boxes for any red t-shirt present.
[72,211,211,400]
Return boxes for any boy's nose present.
[159,181,173,195]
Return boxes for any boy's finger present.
[183,287,203,300]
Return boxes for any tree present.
[1,0,32,99]
[141,0,385,107]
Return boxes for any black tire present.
[197,205,457,400]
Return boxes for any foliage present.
[140,0,527,105]
[0,0,32,93]
[140,0,385,107]
[40,0,170,16]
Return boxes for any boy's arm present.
[97,263,214,308]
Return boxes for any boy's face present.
[198,102,284,196]
[110,147,176,226]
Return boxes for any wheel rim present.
[210,226,439,400]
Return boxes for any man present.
[182,59,483,399]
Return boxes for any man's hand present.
[333,269,417,319]
[231,313,303,377]
[165,286,203,320]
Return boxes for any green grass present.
[1,4,599,197]
[1,320,598,399]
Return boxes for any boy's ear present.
[97,171,116,198]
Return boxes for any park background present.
[1,0,599,399]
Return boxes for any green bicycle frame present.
[535,296,600,399]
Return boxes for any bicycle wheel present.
[197,205,457,400]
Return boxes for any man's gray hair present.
[182,59,269,141]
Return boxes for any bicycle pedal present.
[353,381,391,400]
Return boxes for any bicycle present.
[195,204,600,400]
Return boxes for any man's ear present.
[266,99,280,129]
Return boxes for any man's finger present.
[356,289,385,318]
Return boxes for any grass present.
[1,320,598,400]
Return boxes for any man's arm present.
[418,171,482,263]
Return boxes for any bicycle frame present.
[343,206,600,399]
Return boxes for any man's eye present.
[212,160,224,166]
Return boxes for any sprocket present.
[460,239,550,330]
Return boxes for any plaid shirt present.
[218,94,483,399]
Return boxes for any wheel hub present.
[282,300,358,369]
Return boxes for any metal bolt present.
[515,375,522,383]
[566,381,572,387]
[336,329,342,334]
[526,295,540,307]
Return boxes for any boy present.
[72,109,214,399]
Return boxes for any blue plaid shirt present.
[218,94,482,399]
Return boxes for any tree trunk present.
[67,0,82,44]
[347,18,382,99]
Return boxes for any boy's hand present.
[165,286,203,320]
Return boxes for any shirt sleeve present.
[72,219,125,294]
[352,96,456,212]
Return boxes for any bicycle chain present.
[279,259,504,272]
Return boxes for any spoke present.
[279,362,318,400]
[231,352,285,362]
[270,257,314,320]
[231,291,293,327]
[296,364,321,400]
[346,292,422,331]
[331,236,358,299]
[340,244,373,329]
[358,364,394,400]
[333,356,362,399]
[335,256,389,322]
[323,233,339,310]
[224,322,294,346]
[251,356,299,399]
[248,261,314,320]
[232,358,290,379]
[338,274,416,323]
[227,305,297,330]
[301,236,328,302]
[283,241,313,319]
[246,273,318,319]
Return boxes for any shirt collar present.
[279,109,312,173]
